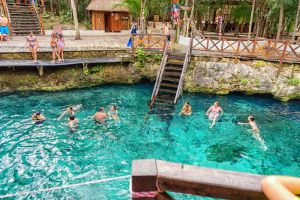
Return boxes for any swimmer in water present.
[180,102,192,116]
[206,101,223,128]
[58,105,81,120]
[94,107,107,123]
[32,112,46,123]
[238,116,267,150]
[68,115,78,131]
[108,105,120,122]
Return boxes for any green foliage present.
[288,78,300,86]
[90,66,103,74]
[83,20,91,30]
[82,66,89,76]
[59,10,72,23]
[231,3,252,24]
[135,48,147,69]
[254,61,267,68]
[152,53,163,64]
[239,78,248,86]
[114,0,141,19]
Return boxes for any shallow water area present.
[0,83,299,199]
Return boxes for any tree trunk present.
[140,0,146,33]
[248,0,256,39]
[182,0,189,37]
[50,0,53,13]
[186,0,195,37]
[276,0,284,41]
[292,0,300,42]
[70,0,81,40]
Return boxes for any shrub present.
[239,78,248,86]
[90,65,102,74]
[288,78,300,86]
[59,10,72,23]
[82,66,89,76]
[135,47,146,69]
[254,61,267,68]
[83,20,91,30]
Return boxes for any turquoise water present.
[0,83,299,199]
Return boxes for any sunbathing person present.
[261,176,300,200]
[206,101,223,128]
[32,112,46,124]
[180,102,192,116]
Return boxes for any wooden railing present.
[174,35,193,104]
[1,0,12,35]
[150,41,169,107]
[32,0,45,35]
[132,34,166,52]
[131,159,267,200]
[192,35,300,64]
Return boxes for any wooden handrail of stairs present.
[32,1,45,35]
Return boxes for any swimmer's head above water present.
[214,101,219,107]
[99,107,105,112]
[69,115,75,120]
[248,116,255,122]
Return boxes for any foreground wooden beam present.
[131,159,267,200]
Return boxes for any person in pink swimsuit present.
[206,101,223,128]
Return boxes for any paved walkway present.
[0,34,130,53]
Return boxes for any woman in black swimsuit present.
[27,31,39,63]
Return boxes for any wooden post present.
[277,40,288,77]
[37,66,44,76]
[40,0,46,13]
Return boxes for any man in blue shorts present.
[0,15,10,42]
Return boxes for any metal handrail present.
[174,38,192,104]
[150,41,169,107]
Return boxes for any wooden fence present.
[132,34,166,51]
[131,159,267,200]
[192,35,300,64]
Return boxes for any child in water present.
[180,102,192,116]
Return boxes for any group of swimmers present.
[31,105,119,131]
[180,101,259,131]
[27,31,65,63]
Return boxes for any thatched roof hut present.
[86,0,130,32]
[86,0,129,12]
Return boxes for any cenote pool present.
[0,83,299,199]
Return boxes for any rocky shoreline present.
[0,58,299,101]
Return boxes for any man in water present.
[238,115,259,131]
[68,115,78,131]
[32,112,46,124]
[94,107,107,123]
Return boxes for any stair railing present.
[174,37,192,104]
[1,0,12,34]
[32,0,45,35]
[150,40,169,107]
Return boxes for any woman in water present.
[180,102,192,116]
[32,112,46,124]
[27,31,39,63]
[109,105,120,122]
[57,33,65,61]
[206,101,223,128]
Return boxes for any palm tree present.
[276,0,284,41]
[114,0,141,19]
[70,0,81,40]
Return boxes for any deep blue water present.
[0,83,299,199]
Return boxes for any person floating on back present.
[94,107,107,124]
[32,112,46,124]
[27,31,39,63]
[68,115,79,131]
[206,101,223,128]
[180,101,192,116]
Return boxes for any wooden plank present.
[156,160,267,200]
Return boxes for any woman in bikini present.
[206,101,224,128]
[57,33,65,61]
[50,33,61,63]
[108,105,120,122]
[27,31,39,63]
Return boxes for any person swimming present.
[180,101,192,116]
[58,105,81,120]
[238,116,267,150]
[206,101,223,128]
[94,107,107,123]
[108,105,120,122]
[68,115,78,131]
[32,112,46,124]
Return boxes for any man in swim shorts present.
[68,115,79,131]
[32,112,46,123]
[238,115,259,131]
[0,15,9,42]
[94,107,107,123]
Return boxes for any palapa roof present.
[86,0,129,12]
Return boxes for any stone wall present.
[184,59,300,101]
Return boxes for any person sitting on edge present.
[68,115,78,131]
[238,115,259,132]
[206,101,223,128]
[180,101,192,116]
[32,112,46,123]
[108,105,119,122]
[94,107,107,123]
[0,15,10,43]
[261,176,300,200]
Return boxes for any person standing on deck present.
[127,21,137,48]
[162,22,173,52]
[50,32,61,63]
[0,15,10,42]
[27,31,39,63]
[57,33,65,61]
